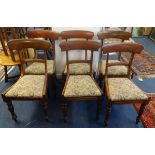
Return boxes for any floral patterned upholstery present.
[64,63,90,75]
[104,38,122,44]
[63,75,102,97]
[100,60,128,76]
[107,78,148,101]
[5,75,45,98]
[25,60,54,75]
[124,38,135,43]
[104,38,134,44]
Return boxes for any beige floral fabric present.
[5,75,45,98]
[25,60,54,75]
[124,38,135,43]
[63,75,102,97]
[104,38,122,44]
[100,60,128,76]
[103,38,134,45]
[107,78,148,101]
[64,63,90,75]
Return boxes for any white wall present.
[52,27,101,77]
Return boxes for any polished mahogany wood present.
[97,31,132,41]
[60,30,94,40]
[102,43,144,54]
[8,39,53,51]
[60,40,100,51]
[26,30,59,40]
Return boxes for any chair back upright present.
[7,39,53,76]
[101,43,144,79]
[59,40,100,77]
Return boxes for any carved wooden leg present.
[62,99,68,122]
[4,66,8,83]
[136,100,149,124]
[42,101,48,121]
[6,101,17,121]
[104,100,112,127]
[96,97,102,121]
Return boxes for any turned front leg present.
[136,100,149,124]
[104,100,112,127]
[96,97,102,121]
[62,98,68,122]
[42,101,48,121]
[6,101,17,121]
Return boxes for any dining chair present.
[97,31,132,88]
[26,30,59,74]
[101,43,150,127]
[1,39,53,121]
[60,30,95,80]
[26,30,59,96]
[59,40,103,122]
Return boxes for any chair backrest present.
[7,39,53,76]
[60,30,94,61]
[98,31,132,61]
[60,30,94,40]
[26,30,59,59]
[102,43,144,78]
[98,31,132,44]
[59,40,100,76]
[26,30,59,40]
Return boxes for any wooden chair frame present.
[59,40,103,122]
[97,31,132,88]
[60,30,95,80]
[101,43,151,127]
[1,39,53,121]
[26,30,59,97]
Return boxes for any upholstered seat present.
[63,75,102,97]
[104,38,135,44]
[5,75,45,98]
[103,38,122,44]
[25,60,54,75]
[100,60,128,76]
[107,78,148,101]
[64,63,90,74]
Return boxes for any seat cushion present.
[64,63,90,75]
[5,75,45,98]
[103,38,122,44]
[25,60,54,75]
[100,60,128,76]
[63,75,102,97]
[107,78,148,101]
